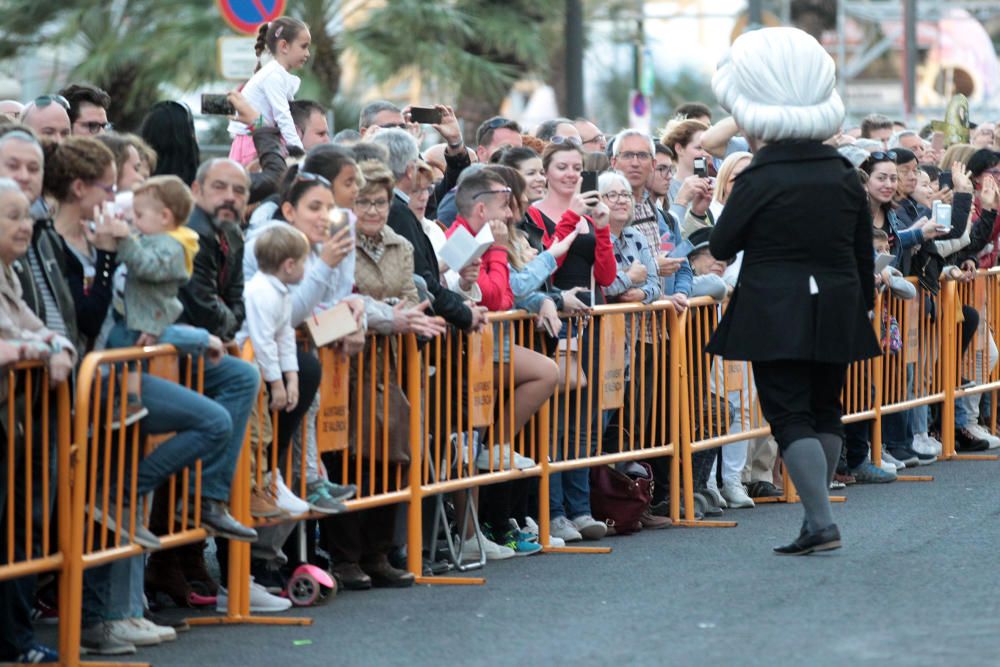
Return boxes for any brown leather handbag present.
[589,463,652,536]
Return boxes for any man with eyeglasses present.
[59,83,112,136]
[19,96,71,144]
[358,100,406,135]
[535,117,580,143]
[647,143,675,209]
[574,118,607,153]
[610,129,692,316]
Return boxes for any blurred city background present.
[2,0,999,146]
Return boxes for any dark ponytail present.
[254,22,270,72]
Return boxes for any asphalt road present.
[42,456,1000,667]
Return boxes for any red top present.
[444,216,514,311]
[526,206,616,287]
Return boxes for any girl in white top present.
[228,17,311,165]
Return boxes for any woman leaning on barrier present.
[707,27,881,555]
[0,177,75,664]
[317,159,446,591]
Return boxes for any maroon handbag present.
[589,463,652,535]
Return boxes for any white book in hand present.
[438,224,495,271]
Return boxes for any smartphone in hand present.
[409,106,442,124]
[938,171,953,191]
[693,157,708,178]
[201,94,235,116]
[580,170,598,194]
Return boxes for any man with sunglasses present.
[535,117,580,144]
[59,83,112,136]
[19,95,71,143]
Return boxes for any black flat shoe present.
[773,524,841,556]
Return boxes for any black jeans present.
[752,360,848,450]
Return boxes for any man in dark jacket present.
[171,157,260,539]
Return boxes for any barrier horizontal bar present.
[0,554,63,581]
[419,467,544,496]
[690,427,771,452]
[879,394,947,415]
[547,446,677,474]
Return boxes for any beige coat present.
[354,226,419,334]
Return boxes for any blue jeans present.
[196,356,259,502]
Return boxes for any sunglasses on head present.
[550,135,582,148]
[294,171,332,188]
[484,117,515,131]
[867,150,897,163]
[34,95,70,111]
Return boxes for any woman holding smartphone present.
[526,140,615,544]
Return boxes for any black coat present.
[707,141,880,363]
[386,195,472,330]
[176,206,246,340]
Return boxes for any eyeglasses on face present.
[378,123,406,130]
[80,121,113,134]
[581,133,606,145]
[602,192,633,202]
[355,197,390,212]
[654,165,676,176]
[618,151,652,162]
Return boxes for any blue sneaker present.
[15,643,59,663]
[499,528,543,556]
[849,461,897,484]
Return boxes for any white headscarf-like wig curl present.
[712,27,844,142]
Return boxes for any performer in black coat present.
[708,27,881,555]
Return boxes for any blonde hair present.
[938,143,976,170]
[254,224,310,274]
[133,175,194,225]
[713,152,753,205]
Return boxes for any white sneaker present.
[703,486,728,509]
[571,514,607,540]
[880,449,906,470]
[966,424,1000,450]
[721,481,755,508]
[878,458,898,474]
[475,444,536,471]
[216,580,292,613]
[459,534,516,561]
[911,432,942,457]
[106,618,161,647]
[519,517,566,547]
[265,470,310,515]
[132,616,176,642]
[550,515,583,543]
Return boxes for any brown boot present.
[332,562,371,591]
[361,554,414,589]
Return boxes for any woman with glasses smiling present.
[42,136,129,351]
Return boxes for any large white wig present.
[712,27,844,142]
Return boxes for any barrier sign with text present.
[317,346,350,452]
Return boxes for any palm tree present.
[0,0,565,133]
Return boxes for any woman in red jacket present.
[526,140,614,544]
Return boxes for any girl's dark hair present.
[860,152,896,175]
[301,144,356,183]
[278,164,329,209]
[139,101,199,186]
[919,164,941,182]
[43,136,115,202]
[255,17,308,72]
[493,146,539,168]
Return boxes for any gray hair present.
[535,117,574,142]
[351,141,389,165]
[838,145,870,168]
[194,158,249,186]
[598,170,630,194]
[611,129,655,158]
[0,130,42,154]
[888,130,919,149]
[0,176,26,199]
[370,128,419,180]
[358,100,401,131]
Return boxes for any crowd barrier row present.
[4,271,1000,665]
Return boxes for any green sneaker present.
[305,479,348,514]
[500,528,542,557]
